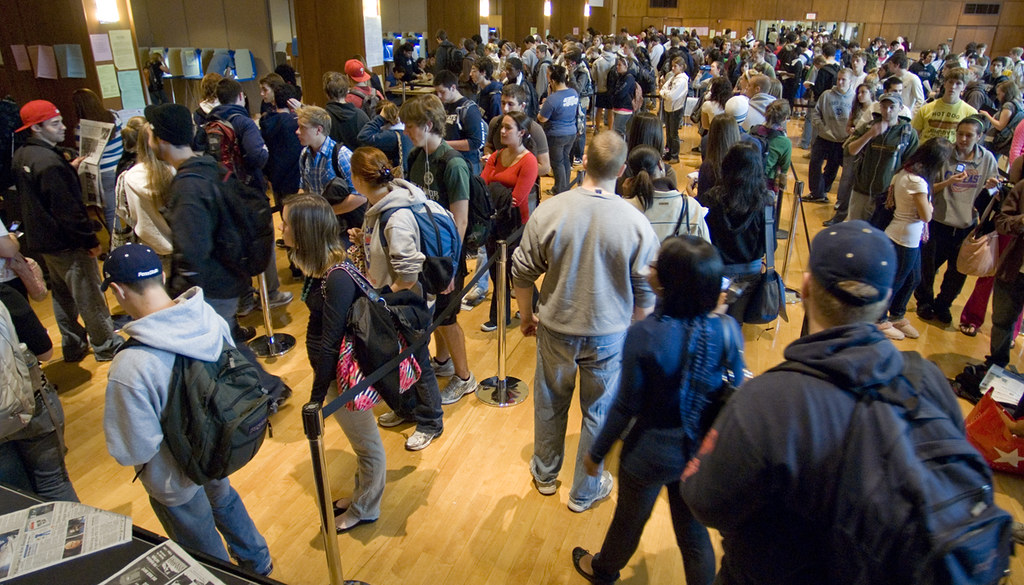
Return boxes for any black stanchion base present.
[343,581,373,585]
[477,376,528,407]
[249,333,297,357]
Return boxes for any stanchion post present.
[301,403,349,585]
[478,240,529,407]
[249,273,296,357]
[781,179,805,294]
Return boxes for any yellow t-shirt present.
[911,99,978,143]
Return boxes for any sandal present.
[572,547,598,583]
[959,323,979,337]
[332,498,351,517]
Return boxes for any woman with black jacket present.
[610,57,637,136]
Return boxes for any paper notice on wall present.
[573,27,580,35]
[117,71,145,109]
[695,27,709,37]
[108,30,136,70]
[530,27,537,35]
[11,45,30,71]
[589,0,603,5]
[54,44,87,78]
[90,34,113,62]
[363,15,384,68]
[28,46,58,79]
[96,64,121,99]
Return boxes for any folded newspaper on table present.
[0,501,132,582]
[99,540,226,585]
[980,365,1024,409]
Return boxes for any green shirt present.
[408,140,470,211]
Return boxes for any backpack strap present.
[322,261,379,303]
[762,203,776,271]
[378,202,443,263]
[672,195,691,237]
[330,141,344,179]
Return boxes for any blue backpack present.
[380,200,461,295]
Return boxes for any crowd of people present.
[0,21,1023,584]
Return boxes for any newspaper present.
[980,365,1024,408]
[0,501,132,582]
[98,540,226,585]
[78,120,114,166]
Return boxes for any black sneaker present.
[916,304,935,321]
[234,325,257,343]
[933,305,953,324]
[801,194,829,203]
[822,216,844,227]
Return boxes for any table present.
[0,484,285,585]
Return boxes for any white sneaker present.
[377,411,411,428]
[567,470,613,513]
[440,373,478,405]
[878,320,905,341]
[405,429,442,451]
[533,477,557,496]
[430,357,456,378]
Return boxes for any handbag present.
[742,204,788,324]
[323,262,425,411]
[965,391,1024,475]
[957,194,1000,278]
[697,314,741,438]
[8,254,47,301]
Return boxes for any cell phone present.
[955,163,966,173]
[8,222,18,232]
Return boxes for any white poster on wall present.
[590,0,603,5]
[364,15,384,67]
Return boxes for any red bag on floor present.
[964,391,1024,475]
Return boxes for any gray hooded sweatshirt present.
[104,287,234,506]
[812,85,855,143]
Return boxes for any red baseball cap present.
[17,100,61,132]
[344,59,371,83]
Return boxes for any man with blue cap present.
[680,221,1009,584]
[102,243,273,576]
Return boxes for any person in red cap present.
[10,100,124,362]
[344,58,385,114]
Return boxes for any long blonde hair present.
[137,124,174,208]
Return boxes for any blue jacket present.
[612,72,637,110]
[477,80,503,122]
[357,116,414,175]
[209,103,268,190]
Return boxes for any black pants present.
[664,108,683,159]
[914,221,972,312]
[808,137,844,198]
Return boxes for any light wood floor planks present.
[32,118,1024,584]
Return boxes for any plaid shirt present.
[300,136,355,195]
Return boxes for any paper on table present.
[108,30,136,70]
[30,46,58,79]
[181,49,201,78]
[54,44,87,78]
[96,64,120,99]
[117,70,145,110]
[90,34,113,62]
[11,45,30,71]
[233,49,255,80]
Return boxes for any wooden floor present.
[39,118,1024,584]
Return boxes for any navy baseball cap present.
[809,221,896,306]
[102,243,163,291]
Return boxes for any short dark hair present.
[888,50,908,70]
[473,58,494,79]
[273,83,295,108]
[436,29,448,41]
[434,70,459,89]
[505,57,524,75]
[215,78,243,105]
[501,83,528,104]
[882,76,903,92]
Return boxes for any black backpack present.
[447,48,466,75]
[532,59,552,87]
[412,146,493,251]
[637,61,657,95]
[486,181,522,241]
[178,163,275,277]
[348,88,381,119]
[121,338,272,485]
[771,352,1013,585]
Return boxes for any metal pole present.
[478,240,528,407]
[249,272,296,357]
[302,404,351,585]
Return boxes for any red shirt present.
[482,148,539,224]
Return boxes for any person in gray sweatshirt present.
[103,244,272,576]
[915,116,1001,324]
[511,131,659,513]
[803,68,855,204]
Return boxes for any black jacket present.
[325,101,369,152]
[12,137,100,254]
[165,155,250,300]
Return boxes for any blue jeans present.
[798,113,816,148]
[150,478,271,575]
[808,137,844,198]
[531,325,625,505]
[887,242,921,321]
[548,134,575,195]
[205,296,287,401]
[592,469,714,585]
[0,392,78,502]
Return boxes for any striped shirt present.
[299,136,355,196]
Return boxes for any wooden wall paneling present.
[881,0,923,24]
[550,0,587,38]
[879,23,917,45]
[182,0,230,48]
[993,26,1024,54]
[427,0,479,48]
[588,1,615,35]
[915,25,958,51]
[859,22,882,42]
[130,0,154,46]
[1002,2,1024,26]
[812,0,850,22]
[845,0,886,24]
[776,0,814,21]
[617,0,648,19]
[617,17,645,34]
[953,26,995,52]
[681,0,712,21]
[919,1,961,25]
[136,0,187,46]
[221,0,274,100]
